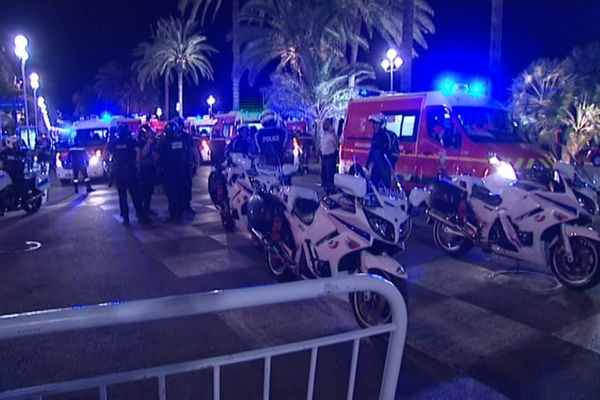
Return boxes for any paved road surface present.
[0,165,599,399]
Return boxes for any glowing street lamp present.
[156,107,163,119]
[29,72,40,134]
[206,95,216,115]
[14,34,31,142]
[380,48,403,93]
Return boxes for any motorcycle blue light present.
[440,79,456,95]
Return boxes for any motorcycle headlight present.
[489,156,517,181]
[364,209,395,242]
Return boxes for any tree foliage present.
[133,16,217,116]
[510,42,600,158]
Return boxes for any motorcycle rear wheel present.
[432,220,473,257]
[551,237,600,290]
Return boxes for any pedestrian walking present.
[157,120,193,222]
[107,124,146,226]
[136,124,158,217]
[69,136,95,194]
[320,118,339,192]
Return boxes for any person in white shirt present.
[320,118,339,191]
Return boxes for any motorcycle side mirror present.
[334,174,367,198]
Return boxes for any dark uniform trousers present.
[165,174,186,220]
[138,165,156,212]
[115,170,142,220]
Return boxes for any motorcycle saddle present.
[472,184,502,207]
[293,198,320,226]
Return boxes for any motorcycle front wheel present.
[432,220,473,257]
[23,189,43,215]
[350,271,398,329]
[267,249,294,282]
[551,237,600,290]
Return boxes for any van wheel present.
[432,220,473,257]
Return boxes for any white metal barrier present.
[0,274,408,400]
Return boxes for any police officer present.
[107,124,146,226]
[136,124,158,216]
[181,124,196,215]
[69,135,95,194]
[226,124,255,156]
[0,134,27,216]
[255,110,287,166]
[385,121,400,172]
[366,113,392,189]
[157,120,192,222]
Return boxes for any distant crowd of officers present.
[65,110,399,226]
[68,117,196,226]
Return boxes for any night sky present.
[0,0,599,115]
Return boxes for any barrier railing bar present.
[346,338,360,400]
[306,347,319,400]
[158,375,166,400]
[213,365,220,400]
[99,385,107,400]
[0,275,407,400]
[263,356,271,400]
[0,324,392,400]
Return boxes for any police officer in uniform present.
[107,124,146,226]
[69,135,95,194]
[157,121,192,222]
[255,110,287,167]
[136,124,158,216]
[226,124,255,156]
[366,113,392,189]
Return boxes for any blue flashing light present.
[440,79,456,95]
[101,112,112,122]
[469,81,486,97]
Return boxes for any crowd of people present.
[1,109,401,222]
[95,118,198,226]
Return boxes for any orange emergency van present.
[340,87,551,188]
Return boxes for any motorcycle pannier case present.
[427,179,465,214]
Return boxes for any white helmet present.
[260,109,278,125]
[368,113,387,125]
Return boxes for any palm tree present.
[238,0,434,89]
[489,0,503,97]
[179,0,243,111]
[134,16,217,118]
[401,0,415,91]
[510,58,575,146]
[134,35,173,119]
[95,61,127,112]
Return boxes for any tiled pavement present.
[29,172,600,399]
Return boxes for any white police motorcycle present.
[247,170,410,328]
[208,152,286,233]
[413,157,600,290]
[0,167,50,216]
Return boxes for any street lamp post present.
[380,48,404,93]
[14,35,30,145]
[206,95,216,116]
[29,72,40,135]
